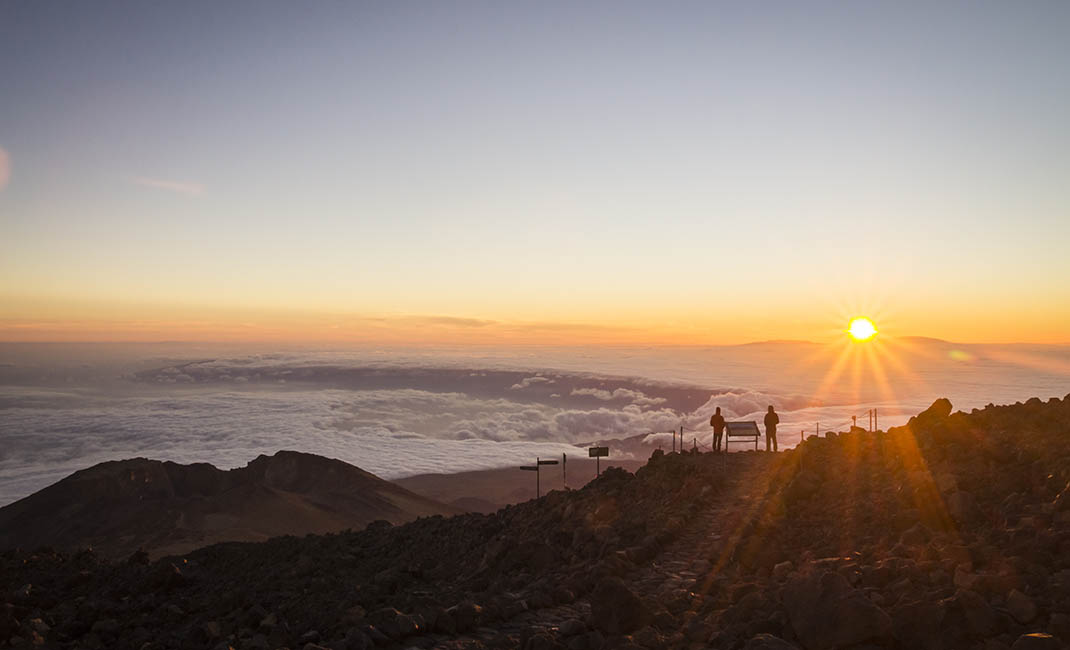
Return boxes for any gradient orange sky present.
[2,3,1069,345]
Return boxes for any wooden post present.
[852,415,857,429]
[874,408,878,431]
[520,463,540,497]
[562,453,567,489]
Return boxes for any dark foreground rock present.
[590,577,646,635]
[782,571,892,649]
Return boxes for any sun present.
[847,317,878,341]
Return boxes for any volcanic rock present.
[1005,589,1037,624]
[590,577,646,635]
[782,571,892,650]
[1011,633,1061,650]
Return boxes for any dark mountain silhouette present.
[0,450,460,559]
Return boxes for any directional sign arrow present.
[519,466,539,471]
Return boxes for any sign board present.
[725,421,760,436]
[519,465,538,471]
[537,459,559,465]
[725,421,761,451]
[588,446,609,458]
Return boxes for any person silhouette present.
[710,407,726,453]
[764,405,779,452]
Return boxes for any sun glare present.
[848,317,878,341]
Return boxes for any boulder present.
[446,601,483,632]
[773,561,794,580]
[590,577,647,635]
[365,608,403,640]
[948,589,999,639]
[900,523,931,546]
[1010,633,1061,650]
[782,571,892,650]
[559,619,586,637]
[914,399,953,427]
[890,599,946,650]
[1005,589,1037,624]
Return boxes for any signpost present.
[520,457,559,498]
[588,446,609,476]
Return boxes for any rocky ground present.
[3,396,1069,650]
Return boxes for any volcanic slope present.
[3,396,1070,650]
[0,450,461,560]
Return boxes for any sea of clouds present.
[1,341,1067,505]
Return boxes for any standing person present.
[764,405,779,452]
[710,407,726,453]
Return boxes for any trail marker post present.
[562,452,567,489]
[519,457,559,499]
[589,446,609,477]
[537,458,558,497]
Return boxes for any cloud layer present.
[7,344,1054,506]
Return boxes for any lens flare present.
[847,317,878,341]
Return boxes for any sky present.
[2,1,1069,344]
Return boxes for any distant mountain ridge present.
[0,450,461,559]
